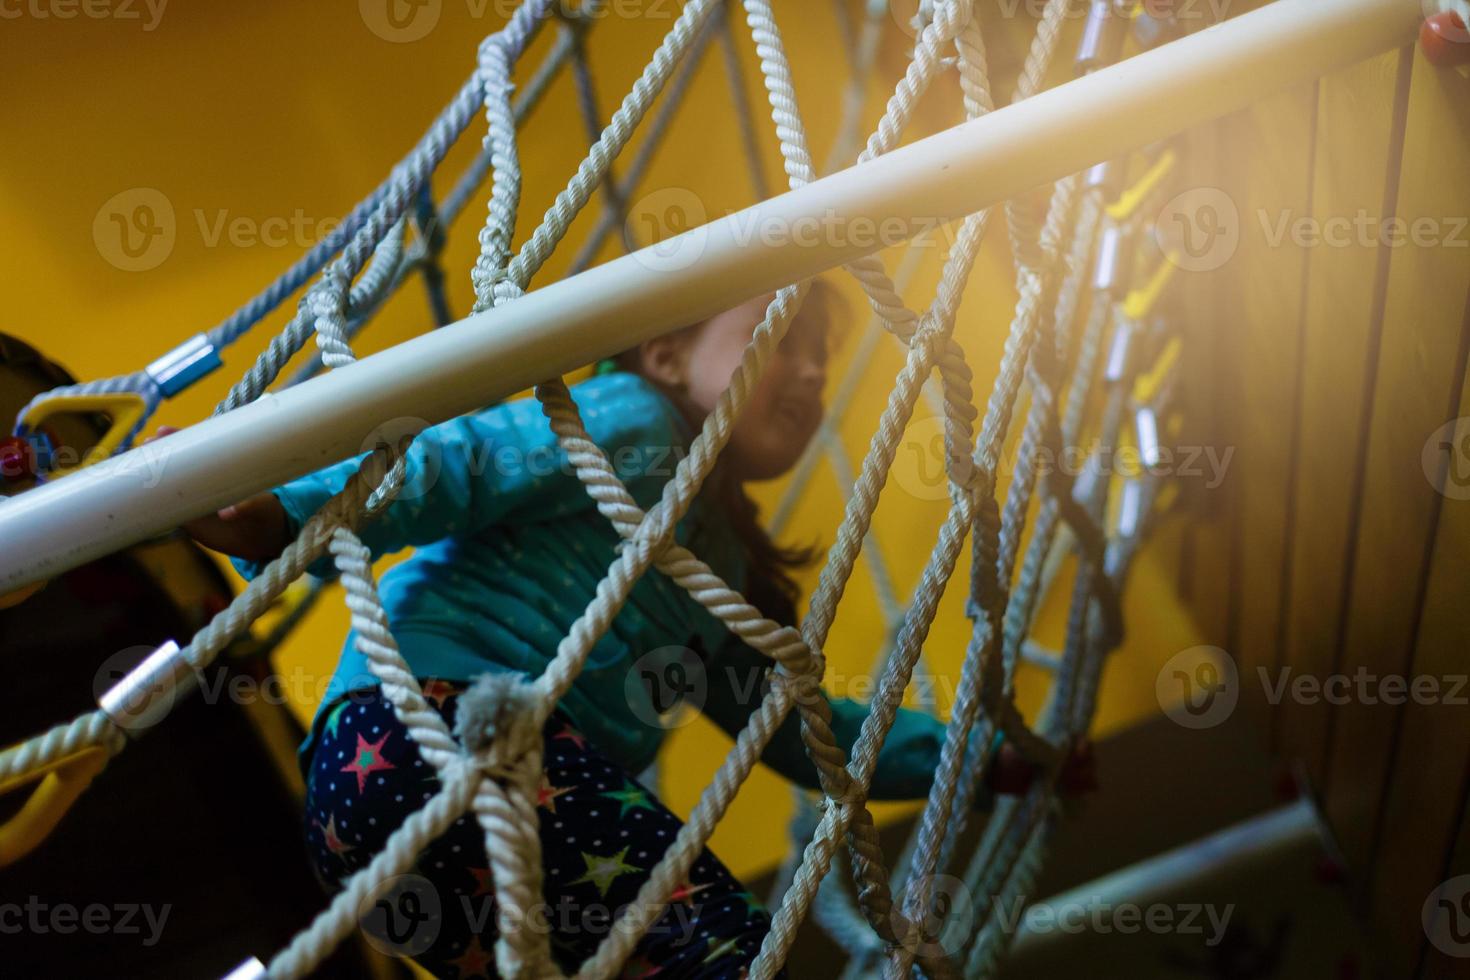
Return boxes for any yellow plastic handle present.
[19,392,147,478]
[0,746,109,867]
[1134,336,1182,407]
[1107,149,1178,223]
[1123,254,1179,323]
[0,581,46,610]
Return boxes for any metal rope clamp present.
[97,640,198,737]
[1092,221,1135,299]
[220,957,266,980]
[1076,0,1131,74]
[145,334,222,399]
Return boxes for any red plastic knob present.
[1421,11,1470,68]
[0,436,34,481]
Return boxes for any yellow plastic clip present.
[0,581,46,610]
[0,745,110,867]
[1123,254,1178,323]
[1134,336,1182,407]
[1106,149,1178,223]
[19,392,147,478]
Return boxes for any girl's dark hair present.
[707,462,817,626]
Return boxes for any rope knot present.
[455,672,542,776]
[928,0,972,44]
[476,270,525,310]
[309,268,355,369]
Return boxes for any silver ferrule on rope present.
[97,640,196,736]
[220,957,267,980]
[145,334,223,399]
[1135,404,1162,468]
[1092,222,1133,296]
[1072,456,1102,507]
[1085,160,1120,197]
[1020,640,1063,671]
[1076,0,1130,74]
[1117,478,1146,538]
[1134,4,1183,51]
[1104,319,1135,382]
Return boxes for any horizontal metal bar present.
[1010,797,1326,956]
[0,0,1421,592]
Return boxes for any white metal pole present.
[1007,798,1327,956]
[0,0,1422,593]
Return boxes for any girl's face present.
[682,291,831,481]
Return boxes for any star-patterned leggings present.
[305,682,781,979]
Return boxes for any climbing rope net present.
[4,0,1188,976]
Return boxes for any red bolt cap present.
[0,436,35,481]
[1421,11,1470,68]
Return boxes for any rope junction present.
[4,1,1191,976]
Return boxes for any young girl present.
[170,283,1063,978]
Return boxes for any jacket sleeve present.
[697,629,997,810]
[230,374,686,582]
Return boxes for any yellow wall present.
[3,2,1202,882]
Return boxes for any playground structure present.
[1,0,1467,977]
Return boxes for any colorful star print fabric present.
[307,683,782,979]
